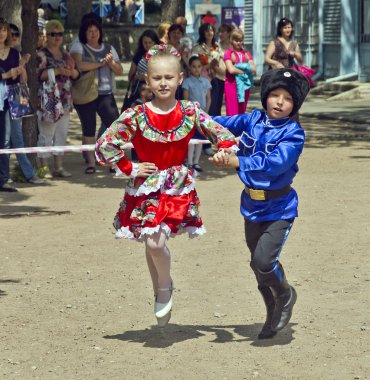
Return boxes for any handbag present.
[71,45,98,105]
[290,57,316,87]
[7,82,34,120]
[39,68,64,123]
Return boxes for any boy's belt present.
[244,185,291,201]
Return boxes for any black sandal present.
[84,166,96,174]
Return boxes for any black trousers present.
[244,218,294,273]
[74,94,119,138]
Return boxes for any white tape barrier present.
[0,139,211,155]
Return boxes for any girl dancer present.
[96,45,237,326]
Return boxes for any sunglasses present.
[48,32,64,37]
[11,32,20,37]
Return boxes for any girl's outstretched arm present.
[194,104,238,151]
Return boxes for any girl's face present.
[142,36,155,52]
[0,26,8,44]
[86,25,100,44]
[146,56,183,102]
[266,88,294,119]
[231,37,243,51]
[189,59,202,77]
[280,23,293,39]
[219,29,230,44]
[204,28,214,42]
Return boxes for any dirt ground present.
[1,114,370,380]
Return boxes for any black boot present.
[258,264,297,332]
[257,285,277,339]
[250,263,277,339]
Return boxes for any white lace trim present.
[114,223,206,241]
[218,145,240,154]
[129,163,139,178]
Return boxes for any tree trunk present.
[21,0,40,154]
[161,0,186,23]
[66,0,93,28]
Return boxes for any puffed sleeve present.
[95,107,138,175]
[193,102,237,151]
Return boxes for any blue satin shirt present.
[214,109,305,222]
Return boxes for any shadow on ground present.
[0,279,21,298]
[104,322,296,348]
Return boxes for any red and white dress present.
[95,100,237,241]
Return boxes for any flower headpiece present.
[145,44,182,61]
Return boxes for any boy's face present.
[266,88,294,119]
[189,59,202,77]
[146,56,183,102]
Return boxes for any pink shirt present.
[224,47,253,84]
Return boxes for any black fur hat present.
[260,68,310,116]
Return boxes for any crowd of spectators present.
[1,9,302,191]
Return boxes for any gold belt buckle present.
[248,188,266,201]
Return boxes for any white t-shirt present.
[70,42,120,94]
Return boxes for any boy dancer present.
[210,68,310,338]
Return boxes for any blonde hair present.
[157,22,171,40]
[45,19,64,34]
[147,52,181,74]
[230,29,244,41]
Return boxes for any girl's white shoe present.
[154,282,174,327]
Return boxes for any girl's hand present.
[273,62,285,69]
[137,162,158,177]
[209,151,239,168]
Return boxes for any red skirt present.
[113,189,205,240]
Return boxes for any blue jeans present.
[0,106,10,186]
[5,111,36,180]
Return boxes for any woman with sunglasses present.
[36,20,79,178]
